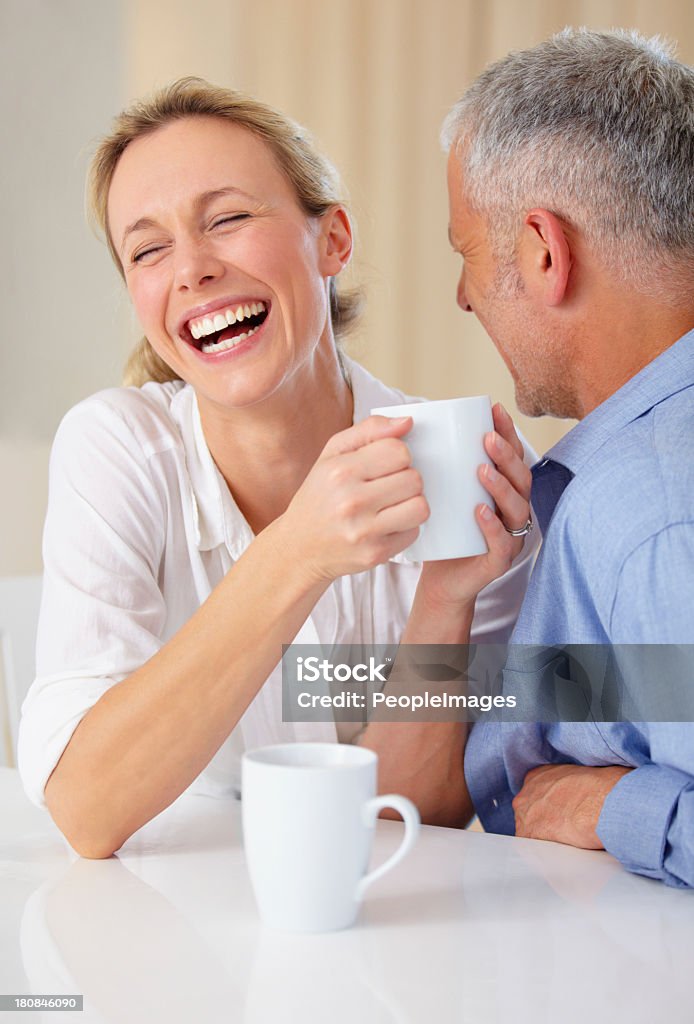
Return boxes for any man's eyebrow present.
[119,186,258,255]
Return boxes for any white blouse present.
[18,359,539,806]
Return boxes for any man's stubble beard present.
[493,260,578,420]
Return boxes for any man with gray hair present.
[442,28,694,885]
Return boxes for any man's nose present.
[457,276,473,313]
[174,239,225,291]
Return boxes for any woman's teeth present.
[189,301,266,341]
[201,322,262,354]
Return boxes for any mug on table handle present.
[355,794,420,901]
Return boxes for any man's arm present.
[600,528,694,885]
[513,756,694,888]
[513,522,694,886]
[512,764,631,850]
[596,759,694,887]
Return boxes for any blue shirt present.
[466,328,694,887]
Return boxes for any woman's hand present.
[415,403,533,611]
[280,414,430,584]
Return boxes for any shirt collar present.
[170,384,253,556]
[169,358,420,561]
[544,327,694,476]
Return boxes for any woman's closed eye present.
[132,244,168,264]
[130,215,251,264]
[212,213,251,229]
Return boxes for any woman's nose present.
[173,239,225,291]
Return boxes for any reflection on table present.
[2,767,693,1024]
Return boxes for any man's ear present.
[319,205,353,276]
[518,208,572,307]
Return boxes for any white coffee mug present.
[242,743,420,932]
[371,395,494,561]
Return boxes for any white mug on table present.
[242,743,420,932]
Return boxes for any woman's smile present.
[179,298,271,359]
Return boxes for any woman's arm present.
[357,590,477,829]
[44,521,327,858]
[357,404,533,827]
[41,412,427,858]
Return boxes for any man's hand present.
[415,403,533,612]
[512,763,633,849]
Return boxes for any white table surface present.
[1,766,693,1024]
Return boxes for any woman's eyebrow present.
[196,186,258,208]
[120,216,159,256]
[119,186,259,254]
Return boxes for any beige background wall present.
[3,0,694,575]
[0,0,129,575]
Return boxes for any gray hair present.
[442,28,694,293]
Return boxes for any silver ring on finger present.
[503,511,534,537]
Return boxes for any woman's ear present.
[319,206,353,276]
[518,208,572,307]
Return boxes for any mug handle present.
[355,794,420,901]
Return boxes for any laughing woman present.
[18,79,536,857]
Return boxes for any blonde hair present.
[87,77,363,386]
